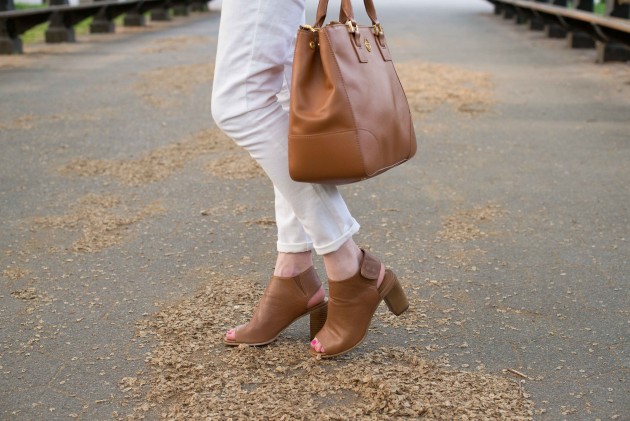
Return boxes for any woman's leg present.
[213,0,406,354]
[213,0,357,344]
[211,0,360,257]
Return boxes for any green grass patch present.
[20,22,48,43]
[567,0,606,15]
[15,2,46,10]
[20,18,94,44]
[17,11,130,44]
[594,2,606,15]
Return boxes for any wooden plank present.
[493,0,630,34]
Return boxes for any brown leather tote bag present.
[288,0,417,184]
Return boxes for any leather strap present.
[360,250,381,280]
[315,0,380,27]
[339,0,380,26]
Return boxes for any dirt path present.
[1,0,628,419]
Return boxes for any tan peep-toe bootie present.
[310,250,408,358]
[224,266,328,346]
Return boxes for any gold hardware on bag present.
[346,20,358,34]
[364,38,372,52]
[301,24,319,32]
[373,23,384,36]
[309,41,317,50]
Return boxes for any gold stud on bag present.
[288,0,417,184]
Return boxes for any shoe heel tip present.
[385,299,409,316]
[393,304,409,316]
[384,279,408,316]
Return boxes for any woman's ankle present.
[323,239,362,281]
[273,251,313,277]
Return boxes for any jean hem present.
[277,241,314,253]
[313,220,361,256]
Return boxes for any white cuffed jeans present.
[211,0,360,255]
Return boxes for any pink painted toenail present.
[311,339,317,346]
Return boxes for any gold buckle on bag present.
[373,23,384,36]
[346,20,358,34]
[301,24,319,32]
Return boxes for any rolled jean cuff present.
[276,240,314,253]
[313,219,361,256]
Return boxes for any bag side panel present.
[289,29,357,137]
[289,130,367,184]
[325,25,416,175]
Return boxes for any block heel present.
[383,275,409,316]
[309,300,328,341]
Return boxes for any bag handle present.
[314,0,380,28]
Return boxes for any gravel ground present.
[1,0,628,419]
